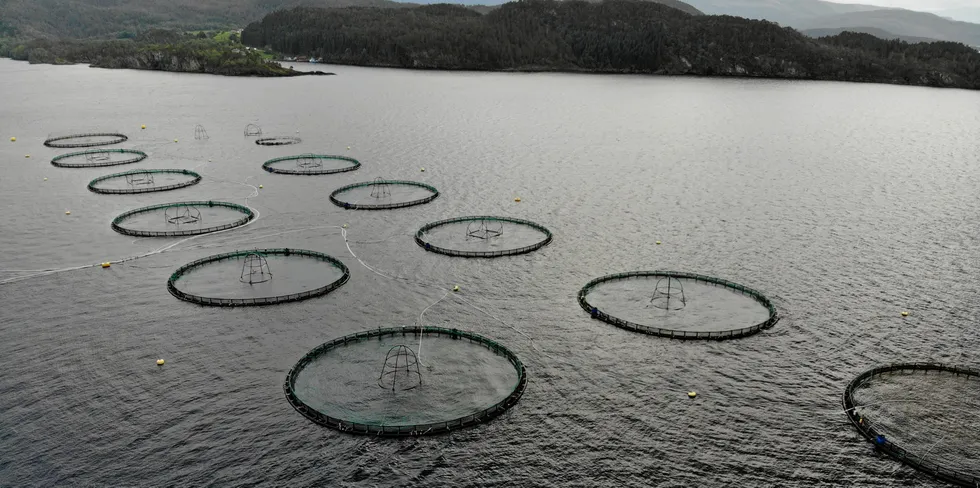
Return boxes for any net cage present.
[194,125,209,140]
[263,154,361,176]
[244,124,263,137]
[255,136,302,146]
[329,180,439,210]
[44,132,128,148]
[51,149,148,168]
[578,271,779,340]
[111,201,253,238]
[414,216,553,258]
[240,252,272,284]
[283,326,528,437]
[167,248,350,307]
[378,345,423,391]
[842,363,980,487]
[87,169,202,195]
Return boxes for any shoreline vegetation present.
[0,32,331,77]
[242,0,980,90]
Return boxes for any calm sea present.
[1,58,978,487]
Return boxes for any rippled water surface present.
[1,59,979,487]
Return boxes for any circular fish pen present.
[578,271,778,340]
[262,154,360,176]
[88,169,202,194]
[330,179,439,210]
[843,363,980,487]
[255,136,301,146]
[111,201,254,237]
[50,149,148,168]
[44,132,128,148]
[167,248,350,307]
[284,326,527,436]
[415,216,552,258]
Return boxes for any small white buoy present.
[420,167,425,172]
[43,177,48,181]
[65,210,71,215]
[25,154,30,158]
[174,138,178,143]
[688,391,697,398]
[347,146,351,150]
[258,184,263,189]
[901,311,909,317]
[453,285,460,292]
[156,359,165,366]
[343,223,348,229]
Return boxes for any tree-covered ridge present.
[0,35,318,77]
[241,0,980,90]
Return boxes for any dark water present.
[1,58,979,486]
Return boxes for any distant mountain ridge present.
[682,0,980,47]
[681,0,886,25]
[0,0,409,38]
[795,10,980,46]
[801,27,940,44]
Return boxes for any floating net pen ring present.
[44,132,128,148]
[330,180,439,210]
[842,363,980,488]
[284,326,527,436]
[111,201,253,237]
[87,169,202,194]
[51,149,148,168]
[255,136,302,146]
[414,216,553,258]
[262,154,360,175]
[167,248,350,307]
[578,271,779,340]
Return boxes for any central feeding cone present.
[465,219,503,240]
[378,345,423,391]
[650,276,687,311]
[240,252,273,284]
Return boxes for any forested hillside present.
[242,0,980,90]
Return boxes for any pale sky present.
[823,0,976,11]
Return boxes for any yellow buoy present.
[514,197,521,202]
[156,359,165,366]
[901,311,909,317]
[25,154,30,158]
[688,391,697,398]
[420,168,425,172]
[10,137,16,142]
[342,223,348,229]
[141,125,146,130]
[174,139,178,143]
[65,210,71,215]
[258,184,263,189]
[101,262,111,268]
[453,285,460,292]
[656,241,662,245]
[43,177,48,181]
